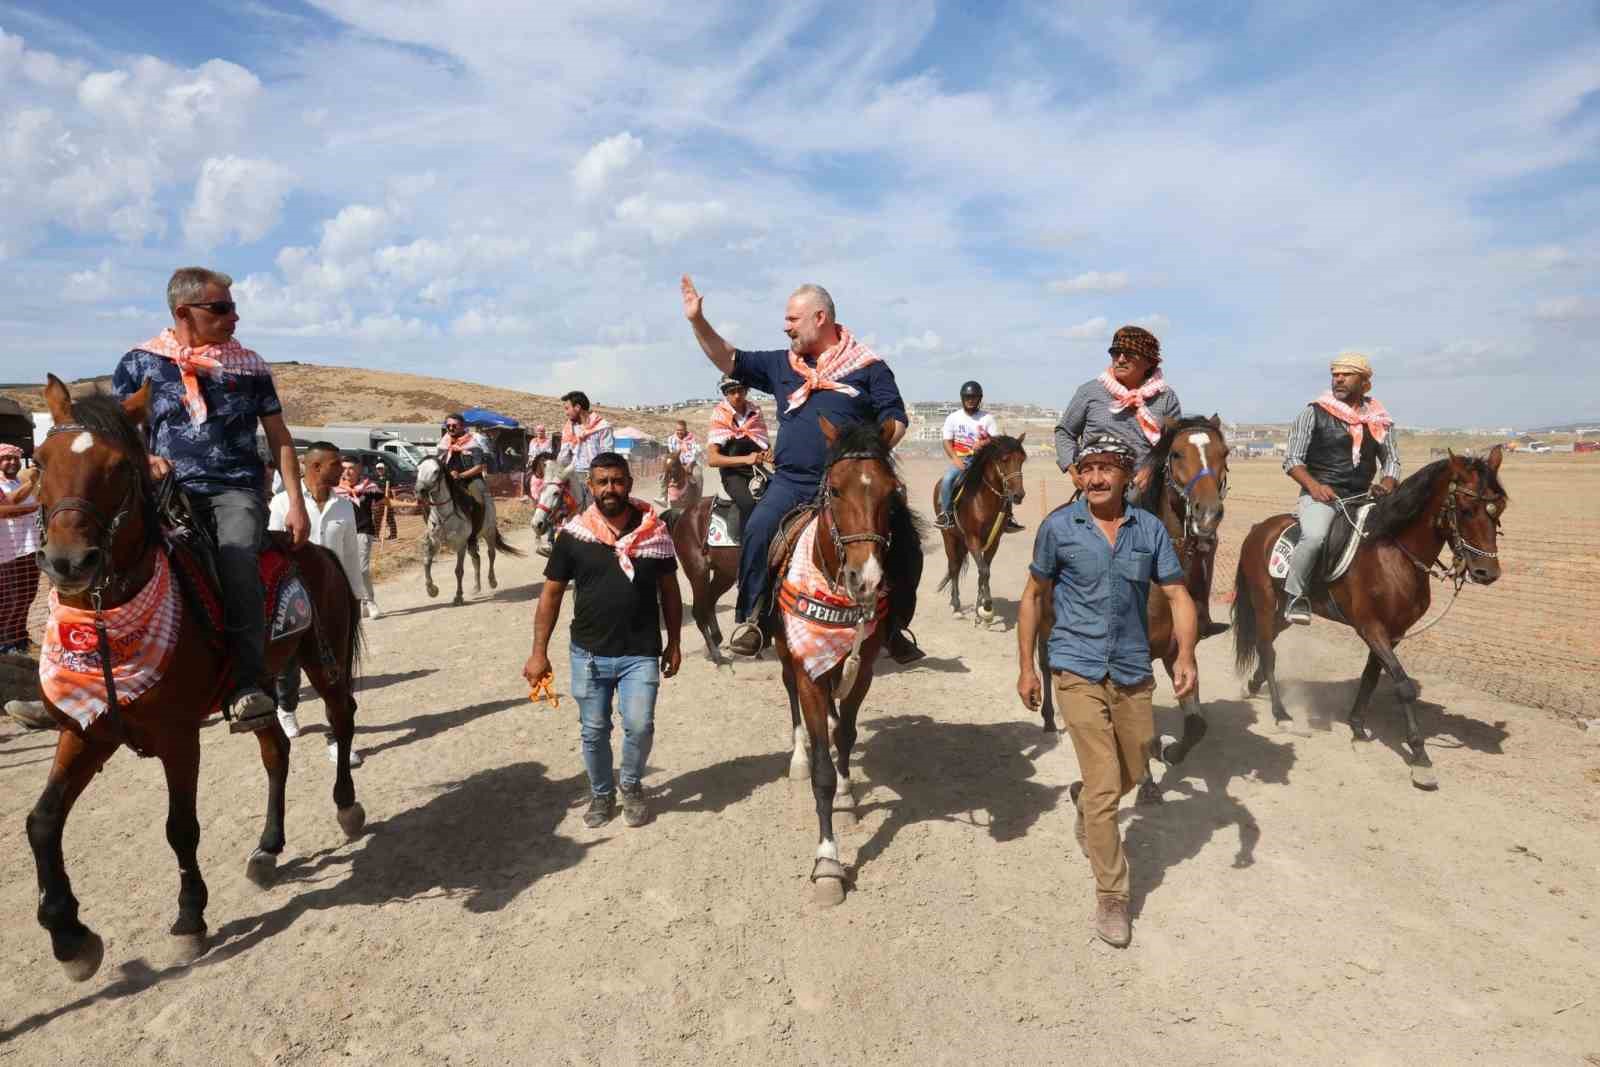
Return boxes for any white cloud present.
[614,193,728,244]
[62,258,119,302]
[184,155,294,248]
[1533,296,1599,322]
[1048,270,1130,294]
[318,203,390,261]
[452,308,533,337]
[1063,316,1109,340]
[881,330,943,356]
[572,131,642,199]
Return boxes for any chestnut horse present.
[662,460,739,666]
[1233,448,1506,789]
[772,417,901,906]
[933,434,1027,626]
[1036,415,1230,803]
[27,376,364,983]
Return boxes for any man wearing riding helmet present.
[1281,351,1400,625]
[935,381,1023,533]
[704,374,772,530]
[680,275,924,663]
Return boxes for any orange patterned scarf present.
[784,326,880,413]
[138,328,268,426]
[1314,392,1392,464]
[708,400,769,449]
[561,413,612,447]
[560,499,675,581]
[777,516,888,680]
[1097,369,1168,445]
[39,551,181,729]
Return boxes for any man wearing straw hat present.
[1281,351,1401,625]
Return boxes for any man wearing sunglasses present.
[111,267,309,734]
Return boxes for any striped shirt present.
[556,418,615,472]
[1054,376,1182,470]
[1283,404,1401,480]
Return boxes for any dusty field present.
[0,458,1597,1065]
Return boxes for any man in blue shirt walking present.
[1016,434,1198,948]
[680,276,923,662]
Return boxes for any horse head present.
[415,455,445,500]
[1441,446,1506,585]
[33,374,155,600]
[530,472,572,537]
[983,432,1028,509]
[1156,414,1229,551]
[817,416,897,609]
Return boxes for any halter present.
[1161,431,1228,556]
[37,423,154,605]
[816,449,893,595]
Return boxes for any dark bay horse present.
[772,418,899,906]
[1037,416,1230,803]
[662,457,739,665]
[933,434,1026,626]
[28,376,364,982]
[1233,448,1506,789]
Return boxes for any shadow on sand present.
[0,758,593,1043]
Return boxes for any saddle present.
[705,495,743,548]
[1268,500,1375,586]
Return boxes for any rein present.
[1393,476,1502,590]
[815,448,893,596]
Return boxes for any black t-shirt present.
[544,509,677,657]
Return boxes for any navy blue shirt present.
[1029,498,1183,686]
[731,348,908,484]
[111,344,282,497]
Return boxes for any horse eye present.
[828,485,841,498]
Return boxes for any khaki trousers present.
[1055,670,1156,901]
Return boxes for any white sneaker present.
[365,602,382,620]
[277,707,301,739]
[328,742,363,767]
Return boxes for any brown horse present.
[1233,448,1506,789]
[772,418,898,906]
[663,455,739,665]
[1037,415,1230,803]
[662,451,701,508]
[26,376,364,983]
[933,434,1027,626]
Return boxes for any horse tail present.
[1232,541,1258,678]
[491,526,525,558]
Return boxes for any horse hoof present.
[1410,765,1439,791]
[489,577,498,589]
[245,848,277,888]
[452,596,464,606]
[811,876,846,906]
[61,931,105,983]
[337,802,366,839]
[170,930,207,964]
[1349,723,1372,743]
[1136,780,1164,806]
[426,585,438,599]
[1275,717,1311,738]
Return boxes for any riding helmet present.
[959,380,983,398]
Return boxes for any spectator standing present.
[337,458,383,619]
[0,447,41,654]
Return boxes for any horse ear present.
[1161,416,1180,433]
[44,373,73,423]
[818,416,839,446]
[1016,431,1027,445]
[1207,413,1222,430]
[1485,444,1503,473]
[878,420,896,451]
[121,381,151,427]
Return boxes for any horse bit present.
[1407,477,1502,588]
[818,450,892,596]
[36,424,149,607]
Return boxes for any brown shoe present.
[1069,780,1087,856]
[1094,896,1131,948]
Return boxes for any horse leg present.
[800,683,846,905]
[468,538,483,596]
[26,731,115,981]
[453,545,466,605]
[1347,651,1383,743]
[1037,623,1056,732]
[832,657,874,821]
[1360,635,1434,790]
[943,534,966,615]
[304,638,365,837]
[708,559,736,652]
[423,536,439,598]
[784,659,809,781]
[244,721,289,888]
[690,567,724,666]
[487,529,498,590]
[158,732,210,960]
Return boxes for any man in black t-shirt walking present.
[523,453,683,828]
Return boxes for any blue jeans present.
[734,473,817,622]
[570,645,659,797]
[938,464,964,516]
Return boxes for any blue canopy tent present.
[458,408,526,474]
[460,407,521,428]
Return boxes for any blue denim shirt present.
[1030,498,1183,686]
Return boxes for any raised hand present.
[681,274,704,321]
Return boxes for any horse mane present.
[1367,456,1506,542]
[68,393,154,494]
[825,421,895,471]
[1135,415,1221,512]
[955,435,1025,504]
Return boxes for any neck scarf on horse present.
[561,499,675,581]
[778,516,889,680]
[139,328,261,427]
[708,400,770,450]
[39,551,181,729]
[562,413,611,448]
[1097,368,1169,446]
[784,326,880,414]
[1314,392,1392,465]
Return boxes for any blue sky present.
[2,1,1597,426]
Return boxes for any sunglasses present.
[182,301,237,315]
[1109,350,1145,363]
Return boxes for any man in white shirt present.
[268,440,365,766]
[0,445,41,655]
[936,380,1004,529]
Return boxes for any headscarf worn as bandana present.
[1077,432,1136,469]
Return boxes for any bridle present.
[1400,474,1503,587]
[531,482,574,529]
[982,464,1026,508]
[816,450,893,596]
[1162,431,1228,556]
[36,423,154,606]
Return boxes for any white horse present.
[415,456,522,604]
[529,461,580,556]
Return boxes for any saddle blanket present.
[706,496,742,548]
[1268,501,1374,584]
[776,517,888,680]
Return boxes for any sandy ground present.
[0,458,1597,1066]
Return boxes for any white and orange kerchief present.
[560,499,675,581]
[137,328,270,427]
[777,516,888,680]
[708,400,769,450]
[1314,392,1392,465]
[784,327,881,414]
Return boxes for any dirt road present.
[1,459,1596,1065]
